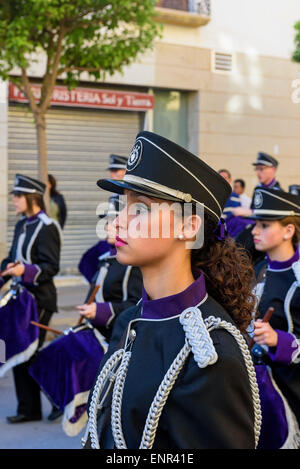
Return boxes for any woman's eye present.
[131,203,150,216]
[261,223,269,229]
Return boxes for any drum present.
[29,322,107,436]
[0,283,39,377]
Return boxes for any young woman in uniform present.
[1,174,61,423]
[83,131,261,449]
[250,188,300,435]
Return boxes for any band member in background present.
[77,210,143,342]
[234,153,283,264]
[83,131,261,449]
[78,154,128,283]
[1,174,61,423]
[48,174,67,229]
[250,188,300,431]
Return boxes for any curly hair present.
[191,215,256,335]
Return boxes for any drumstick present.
[0,261,20,277]
[31,321,62,335]
[249,306,275,349]
[77,284,100,326]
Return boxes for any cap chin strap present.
[254,160,274,167]
[123,174,220,222]
[13,187,43,195]
[253,210,300,217]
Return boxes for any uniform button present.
[129,329,136,340]
[184,311,192,319]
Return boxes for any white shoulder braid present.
[179,307,218,368]
[38,212,63,245]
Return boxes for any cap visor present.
[248,213,287,220]
[97,178,181,202]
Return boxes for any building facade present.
[1,0,300,272]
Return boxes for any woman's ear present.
[283,223,295,241]
[181,214,202,241]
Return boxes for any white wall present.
[162,0,300,59]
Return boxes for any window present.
[153,90,188,148]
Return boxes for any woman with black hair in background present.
[48,174,67,229]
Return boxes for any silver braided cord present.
[139,342,191,449]
[204,315,262,448]
[179,307,218,368]
[84,308,262,450]
[86,348,125,449]
[111,351,132,449]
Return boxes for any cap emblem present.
[254,191,263,209]
[127,140,143,172]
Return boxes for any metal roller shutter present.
[7,105,143,274]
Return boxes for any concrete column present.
[0,80,8,260]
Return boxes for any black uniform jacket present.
[1,211,61,312]
[86,249,143,341]
[86,295,256,449]
[255,257,300,424]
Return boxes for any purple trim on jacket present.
[259,178,276,189]
[91,302,113,328]
[26,210,44,222]
[22,263,41,284]
[0,277,4,288]
[267,249,299,270]
[109,246,117,257]
[268,329,299,365]
[141,272,207,320]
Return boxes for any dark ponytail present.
[191,214,256,334]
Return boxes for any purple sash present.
[78,241,110,283]
[0,287,39,377]
[256,365,295,449]
[29,324,107,436]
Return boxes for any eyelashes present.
[129,202,151,216]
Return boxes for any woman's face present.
[251,219,294,252]
[113,190,186,267]
[13,194,27,214]
[105,220,117,245]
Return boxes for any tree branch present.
[20,68,38,114]
[40,26,66,114]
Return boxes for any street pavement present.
[0,280,90,449]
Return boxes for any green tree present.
[292,21,300,63]
[0,0,161,185]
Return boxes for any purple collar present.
[260,178,276,189]
[26,210,44,222]
[141,272,207,320]
[267,249,299,270]
[109,246,117,257]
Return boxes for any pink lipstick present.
[115,236,128,247]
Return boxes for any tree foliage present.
[292,21,300,63]
[0,0,161,182]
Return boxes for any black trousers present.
[12,309,53,417]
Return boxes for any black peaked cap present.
[250,187,300,220]
[11,174,46,195]
[98,131,231,223]
[252,152,278,168]
[107,154,128,170]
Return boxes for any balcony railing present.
[156,0,210,16]
[155,0,211,27]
